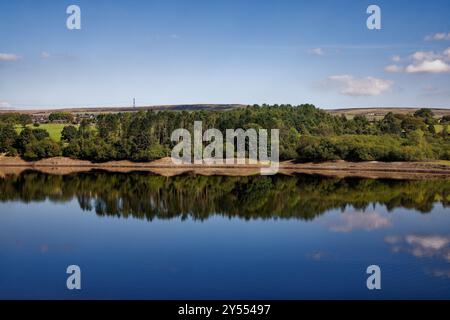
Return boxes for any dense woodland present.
[1,104,450,162]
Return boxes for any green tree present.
[428,124,436,135]
[133,143,168,161]
[378,112,402,134]
[61,125,78,142]
[0,124,18,153]
[23,138,61,160]
[414,108,435,125]
[49,112,74,123]
[441,115,450,124]
[63,140,81,158]
[401,116,427,133]
[31,128,50,141]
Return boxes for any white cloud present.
[391,55,401,62]
[327,75,393,96]
[388,48,450,74]
[406,235,450,251]
[0,101,12,109]
[384,235,402,244]
[309,48,325,56]
[425,32,450,41]
[411,51,439,61]
[405,59,450,74]
[385,64,403,73]
[444,48,450,59]
[0,53,20,61]
[328,211,391,232]
[40,51,51,59]
[387,234,450,262]
[406,235,450,261]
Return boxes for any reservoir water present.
[1,171,450,299]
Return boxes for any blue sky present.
[1,0,450,109]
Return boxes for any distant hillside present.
[1,105,450,120]
[328,107,450,120]
[0,104,246,116]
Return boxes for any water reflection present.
[1,171,450,299]
[1,170,450,221]
[385,235,450,262]
[327,211,392,232]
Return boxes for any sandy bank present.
[1,156,450,179]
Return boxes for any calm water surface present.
[1,171,450,299]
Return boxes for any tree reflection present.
[1,171,449,221]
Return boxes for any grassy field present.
[15,123,73,142]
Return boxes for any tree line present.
[1,105,450,162]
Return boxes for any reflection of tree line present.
[1,171,449,220]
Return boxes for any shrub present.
[0,124,18,153]
[296,135,435,162]
[23,138,61,160]
[61,125,78,142]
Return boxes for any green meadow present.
[15,123,74,142]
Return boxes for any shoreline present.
[1,156,450,179]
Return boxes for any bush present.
[296,136,339,162]
[0,113,32,126]
[23,138,61,160]
[0,124,18,152]
[441,116,450,124]
[296,135,435,162]
[132,143,168,161]
[31,128,50,141]
[63,141,81,158]
[61,125,78,142]
[49,112,74,123]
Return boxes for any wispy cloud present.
[421,85,450,97]
[328,211,391,232]
[444,48,450,59]
[150,34,180,41]
[40,51,51,59]
[384,64,403,73]
[391,55,401,62]
[411,51,439,61]
[326,75,393,97]
[426,269,450,279]
[406,235,450,252]
[308,47,325,56]
[0,101,12,109]
[385,234,450,262]
[307,251,330,261]
[0,53,20,61]
[425,32,450,41]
